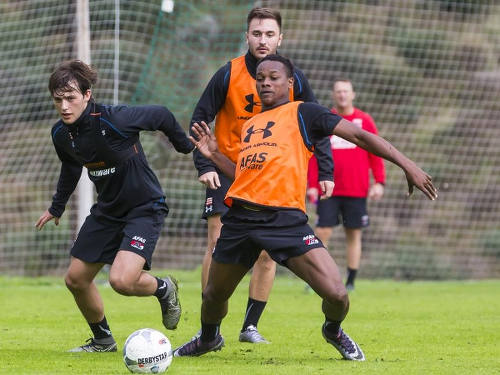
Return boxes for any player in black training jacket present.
[35,60,192,353]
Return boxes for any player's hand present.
[35,210,59,231]
[404,163,438,200]
[319,180,334,200]
[306,187,319,204]
[368,183,384,201]
[189,121,219,159]
[198,171,221,190]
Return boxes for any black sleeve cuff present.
[48,206,64,218]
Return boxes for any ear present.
[288,76,294,89]
[277,33,283,48]
[245,31,249,46]
[83,89,92,102]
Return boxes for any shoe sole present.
[68,342,117,353]
[239,336,270,344]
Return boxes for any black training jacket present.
[49,101,193,219]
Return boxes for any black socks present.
[242,298,267,331]
[346,268,357,286]
[154,277,168,299]
[89,316,113,341]
[200,322,220,342]
[323,319,341,338]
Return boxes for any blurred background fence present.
[1,0,499,278]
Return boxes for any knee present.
[202,285,217,303]
[202,284,228,305]
[255,251,276,272]
[109,274,133,295]
[64,272,92,293]
[207,217,222,248]
[324,283,349,307]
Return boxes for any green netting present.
[0,0,499,279]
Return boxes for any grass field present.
[1,271,499,375]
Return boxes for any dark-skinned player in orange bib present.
[175,54,438,361]
[191,7,334,345]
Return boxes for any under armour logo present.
[243,121,275,143]
[244,94,261,113]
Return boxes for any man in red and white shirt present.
[307,78,385,291]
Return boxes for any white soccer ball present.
[123,328,173,374]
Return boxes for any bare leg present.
[315,226,334,249]
[64,257,105,323]
[204,219,275,335]
[248,250,276,301]
[345,228,362,270]
[286,248,349,321]
[288,248,366,361]
[111,250,181,331]
[173,259,249,356]
[109,250,156,296]
[202,260,250,324]
[305,226,332,295]
[201,214,222,290]
[65,257,119,351]
[241,251,276,342]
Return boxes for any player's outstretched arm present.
[35,210,60,231]
[333,119,438,200]
[189,122,236,180]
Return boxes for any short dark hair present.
[333,77,354,91]
[256,54,294,78]
[247,7,282,31]
[48,60,97,96]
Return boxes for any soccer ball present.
[123,328,173,374]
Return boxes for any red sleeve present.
[364,114,386,184]
[307,154,320,189]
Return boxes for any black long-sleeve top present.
[49,102,193,219]
[190,51,333,181]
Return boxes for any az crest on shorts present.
[130,235,146,250]
[303,234,319,246]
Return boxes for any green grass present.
[1,271,499,374]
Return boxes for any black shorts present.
[213,203,324,268]
[201,172,232,219]
[70,200,168,270]
[316,196,369,229]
